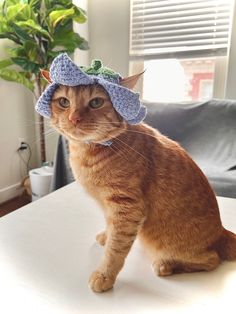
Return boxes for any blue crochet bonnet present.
[35,53,147,125]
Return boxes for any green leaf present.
[0,33,21,44]
[11,57,41,73]
[0,59,14,69]
[78,38,89,50]
[6,3,34,22]
[15,20,53,40]
[0,16,9,34]
[49,8,75,27]
[7,41,44,65]
[29,0,41,10]
[0,68,34,91]
[7,46,26,58]
[6,4,25,20]
[4,0,22,5]
[73,6,87,24]
[11,23,32,42]
[24,41,42,62]
[47,50,67,58]
[44,0,72,9]
[52,27,88,51]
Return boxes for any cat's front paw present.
[96,231,107,246]
[88,270,114,293]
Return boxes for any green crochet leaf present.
[80,59,120,80]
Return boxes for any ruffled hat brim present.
[35,53,147,124]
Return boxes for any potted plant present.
[0,0,88,163]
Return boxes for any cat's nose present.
[69,112,82,126]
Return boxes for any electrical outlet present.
[18,137,26,147]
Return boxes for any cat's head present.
[47,73,142,144]
[36,54,145,145]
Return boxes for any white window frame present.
[129,0,235,100]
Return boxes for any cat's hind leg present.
[152,250,220,276]
[150,250,175,276]
[152,259,174,276]
[176,250,221,274]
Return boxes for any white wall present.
[43,114,59,163]
[0,41,38,203]
[88,0,130,77]
[74,0,90,66]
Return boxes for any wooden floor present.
[0,195,31,217]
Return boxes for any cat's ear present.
[40,69,52,83]
[119,71,145,90]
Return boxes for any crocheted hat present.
[35,53,146,124]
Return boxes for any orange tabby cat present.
[49,74,236,293]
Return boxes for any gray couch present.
[51,99,236,198]
[144,99,236,198]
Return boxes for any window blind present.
[130,0,234,58]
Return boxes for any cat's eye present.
[58,97,70,108]
[89,97,104,109]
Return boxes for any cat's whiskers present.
[120,129,158,139]
[17,117,44,124]
[114,136,152,166]
[27,129,57,147]
[75,122,158,140]
[95,129,134,164]
[75,121,124,126]
[91,127,153,170]
[111,142,138,166]
[95,130,151,172]
[43,128,56,136]
[16,118,48,128]
[107,142,127,162]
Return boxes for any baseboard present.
[0,182,23,204]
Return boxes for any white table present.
[0,182,236,314]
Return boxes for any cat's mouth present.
[64,129,95,143]
[52,119,126,145]
[68,125,114,144]
[70,126,96,140]
[74,126,88,135]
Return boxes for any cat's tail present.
[215,229,236,261]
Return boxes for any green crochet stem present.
[80,59,120,80]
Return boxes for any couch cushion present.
[143,99,236,198]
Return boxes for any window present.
[129,0,234,102]
[137,57,217,102]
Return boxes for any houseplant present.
[0,0,88,162]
